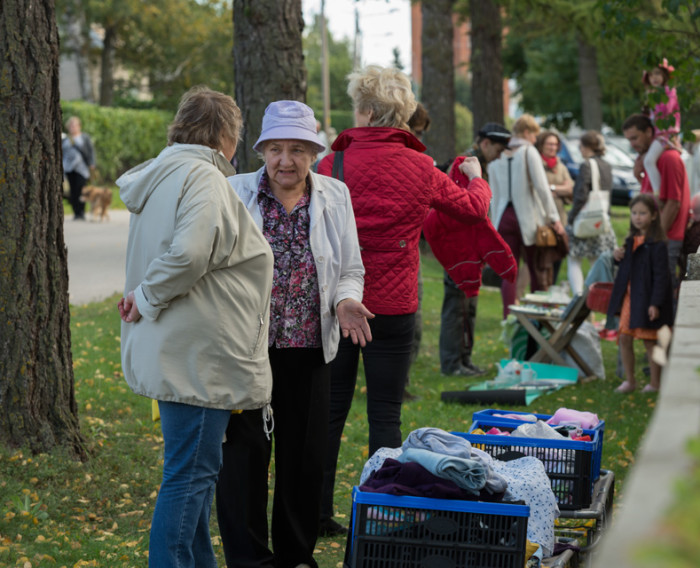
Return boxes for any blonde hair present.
[347,65,417,130]
[168,86,242,151]
[512,114,540,138]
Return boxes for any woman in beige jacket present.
[117,86,274,568]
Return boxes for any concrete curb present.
[596,279,700,565]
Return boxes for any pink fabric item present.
[651,86,681,138]
[546,408,600,430]
[485,427,510,436]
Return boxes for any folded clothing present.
[359,458,505,502]
[398,447,487,495]
[401,427,473,457]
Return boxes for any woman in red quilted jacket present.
[316,65,492,536]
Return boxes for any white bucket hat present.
[253,100,326,153]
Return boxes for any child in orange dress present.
[607,194,675,393]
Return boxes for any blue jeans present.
[149,401,232,568]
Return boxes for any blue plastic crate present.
[472,408,605,435]
[455,421,603,510]
[471,407,605,490]
[348,487,529,568]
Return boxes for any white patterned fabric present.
[493,457,559,557]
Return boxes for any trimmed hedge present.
[61,101,173,182]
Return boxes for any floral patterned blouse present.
[258,172,322,349]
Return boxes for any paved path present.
[63,209,130,305]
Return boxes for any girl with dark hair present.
[607,194,674,393]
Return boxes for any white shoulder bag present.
[573,158,611,238]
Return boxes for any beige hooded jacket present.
[117,144,274,410]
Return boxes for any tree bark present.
[420,0,456,165]
[470,0,504,138]
[99,24,116,107]
[577,36,603,131]
[233,0,306,173]
[0,0,86,458]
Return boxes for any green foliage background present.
[61,101,172,182]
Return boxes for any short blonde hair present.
[347,65,417,130]
[168,86,242,151]
[512,114,540,138]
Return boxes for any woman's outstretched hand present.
[118,290,142,323]
[336,299,375,347]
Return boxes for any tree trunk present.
[233,0,306,173]
[420,0,456,165]
[99,24,116,107]
[0,0,86,458]
[577,36,603,131]
[470,0,504,138]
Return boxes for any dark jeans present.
[216,347,329,568]
[321,313,415,520]
[66,170,87,218]
[439,272,478,373]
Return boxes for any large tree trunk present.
[470,0,504,138]
[233,0,306,173]
[0,0,86,458]
[577,36,603,131]
[420,0,455,165]
[99,24,116,107]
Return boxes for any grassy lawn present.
[0,205,667,567]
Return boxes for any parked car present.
[557,135,641,206]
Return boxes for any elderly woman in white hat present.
[215,100,372,568]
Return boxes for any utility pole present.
[320,0,331,135]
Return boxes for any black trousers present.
[66,170,87,218]
[321,313,415,520]
[216,347,330,568]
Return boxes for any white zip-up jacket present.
[229,167,365,363]
[488,138,561,246]
[118,144,274,410]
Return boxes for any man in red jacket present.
[623,113,690,292]
[440,123,511,376]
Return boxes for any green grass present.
[0,205,668,568]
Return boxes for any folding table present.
[509,291,596,378]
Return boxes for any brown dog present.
[81,185,113,222]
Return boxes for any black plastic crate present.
[455,421,602,510]
[348,488,529,568]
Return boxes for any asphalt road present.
[63,209,130,305]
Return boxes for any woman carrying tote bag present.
[566,131,617,295]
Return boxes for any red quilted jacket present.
[318,127,491,314]
[423,156,517,297]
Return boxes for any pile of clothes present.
[358,427,559,560]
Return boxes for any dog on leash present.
[81,185,113,222]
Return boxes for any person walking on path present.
[439,122,511,376]
[62,116,96,220]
